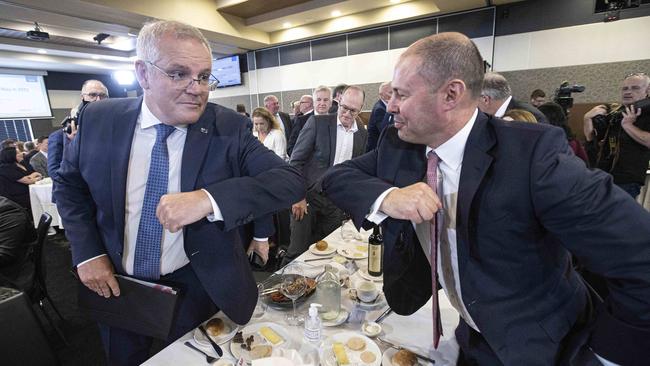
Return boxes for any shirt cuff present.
[595,352,619,366]
[77,254,107,268]
[253,237,269,242]
[366,187,398,224]
[202,188,223,222]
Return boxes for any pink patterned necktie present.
[426,150,443,348]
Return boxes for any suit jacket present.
[47,129,66,188]
[322,112,650,365]
[29,152,48,177]
[507,98,549,124]
[277,111,293,145]
[290,114,367,190]
[53,97,305,324]
[287,111,314,156]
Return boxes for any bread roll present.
[392,349,417,366]
[206,318,224,336]
[346,336,366,351]
[315,240,328,251]
[360,351,376,364]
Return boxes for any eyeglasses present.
[146,61,219,90]
[83,92,108,99]
[339,103,360,116]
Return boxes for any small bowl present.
[361,321,382,337]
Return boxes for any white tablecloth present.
[143,227,460,365]
[29,181,63,228]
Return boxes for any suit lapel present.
[351,126,365,158]
[457,113,495,275]
[328,116,337,165]
[181,106,214,192]
[111,97,142,248]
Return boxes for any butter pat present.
[259,326,283,345]
[333,342,349,365]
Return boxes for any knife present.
[376,338,435,364]
[198,324,224,357]
[374,307,393,323]
[304,256,334,262]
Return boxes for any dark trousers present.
[286,190,345,261]
[99,264,218,366]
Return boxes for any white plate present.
[348,289,387,310]
[309,243,337,256]
[214,356,237,366]
[382,347,433,366]
[229,322,291,364]
[322,309,349,327]
[323,331,382,366]
[357,268,383,282]
[193,315,240,346]
[337,246,368,260]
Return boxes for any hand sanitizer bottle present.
[304,303,322,346]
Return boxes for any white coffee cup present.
[357,280,378,302]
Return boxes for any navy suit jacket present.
[54,97,305,324]
[287,111,314,156]
[47,128,67,201]
[507,98,549,124]
[322,112,650,365]
[366,99,387,152]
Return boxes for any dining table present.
[143,226,460,365]
[28,178,64,228]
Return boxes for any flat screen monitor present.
[213,55,242,88]
[0,73,52,118]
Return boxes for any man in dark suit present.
[479,72,549,124]
[264,94,292,146]
[366,81,393,152]
[322,32,650,365]
[285,86,368,262]
[29,136,48,177]
[54,20,304,365]
[287,91,323,156]
[0,196,36,291]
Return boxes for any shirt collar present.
[41,151,48,158]
[336,116,358,132]
[426,108,478,171]
[494,95,512,118]
[140,99,187,132]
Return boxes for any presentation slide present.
[213,56,242,87]
[0,74,52,118]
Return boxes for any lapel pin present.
[200,127,208,134]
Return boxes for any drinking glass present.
[340,219,355,242]
[252,283,267,319]
[280,262,307,325]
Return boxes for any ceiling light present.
[390,0,401,3]
[113,70,135,85]
[91,55,101,60]
[331,10,342,17]
[283,22,292,28]
[37,49,47,54]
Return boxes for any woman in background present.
[503,109,538,123]
[252,107,287,161]
[538,102,589,164]
[0,146,41,214]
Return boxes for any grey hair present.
[313,85,332,99]
[263,95,279,104]
[136,20,212,62]
[81,79,108,96]
[402,32,485,98]
[482,72,512,100]
[300,94,313,102]
[379,82,391,92]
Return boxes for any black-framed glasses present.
[339,103,360,116]
[82,92,108,99]
[146,61,219,90]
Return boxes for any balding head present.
[479,72,512,115]
[81,80,109,102]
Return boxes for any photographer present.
[48,80,108,190]
[584,72,650,198]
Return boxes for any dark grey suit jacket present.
[29,152,48,177]
[290,114,367,189]
[277,111,293,144]
[507,98,549,124]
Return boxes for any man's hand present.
[583,105,608,142]
[77,256,120,298]
[157,190,213,233]
[379,182,442,223]
[292,199,308,221]
[621,104,641,128]
[247,239,269,264]
[66,120,78,140]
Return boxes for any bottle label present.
[304,327,321,342]
[368,245,382,273]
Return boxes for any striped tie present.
[426,150,443,348]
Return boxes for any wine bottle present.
[368,225,383,276]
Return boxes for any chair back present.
[33,213,52,288]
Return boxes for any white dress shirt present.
[274,113,286,134]
[494,95,512,118]
[368,109,480,331]
[333,118,358,166]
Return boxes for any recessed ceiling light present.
[37,49,47,54]
[331,10,341,17]
[390,0,401,3]
[91,55,101,60]
[283,22,292,28]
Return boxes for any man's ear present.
[134,60,150,90]
[442,79,467,110]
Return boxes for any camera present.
[554,81,586,115]
[61,115,77,135]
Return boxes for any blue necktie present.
[134,123,176,280]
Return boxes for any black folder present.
[77,275,179,339]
